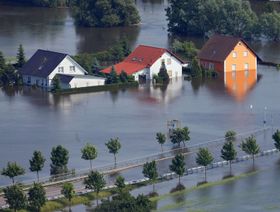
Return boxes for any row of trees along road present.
[1,137,121,185]
[2,130,280,211]
[166,0,280,41]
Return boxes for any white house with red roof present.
[102,45,185,82]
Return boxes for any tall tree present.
[0,51,5,71]
[73,0,140,27]
[142,161,158,193]
[81,143,98,170]
[170,127,190,147]
[28,183,46,212]
[169,154,185,184]
[272,130,280,151]
[196,148,214,182]
[105,138,121,167]
[4,184,27,212]
[115,175,126,194]
[16,44,26,68]
[225,130,237,143]
[29,151,46,182]
[84,171,106,206]
[241,136,260,168]
[221,141,237,175]
[61,182,75,210]
[156,132,166,152]
[1,162,25,184]
[50,145,69,175]
[260,11,280,41]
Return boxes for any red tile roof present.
[198,34,260,62]
[102,45,185,75]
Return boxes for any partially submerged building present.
[198,34,259,82]
[20,49,105,89]
[102,45,186,82]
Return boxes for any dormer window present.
[58,67,64,73]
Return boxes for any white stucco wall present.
[149,52,183,80]
[132,69,148,81]
[69,77,105,88]
[48,56,86,80]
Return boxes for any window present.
[70,66,75,72]
[58,67,64,73]
[167,58,171,65]
[209,63,214,70]
[244,63,249,70]
[27,76,31,84]
[232,64,236,79]
[232,52,237,58]
[243,51,248,57]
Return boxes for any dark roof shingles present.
[20,49,67,78]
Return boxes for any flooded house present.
[20,49,105,89]
[102,45,186,82]
[198,34,259,84]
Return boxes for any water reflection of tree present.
[75,26,140,54]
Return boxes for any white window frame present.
[167,58,171,65]
[232,52,237,58]
[243,51,248,57]
[58,67,64,73]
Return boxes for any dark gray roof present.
[198,34,260,62]
[56,74,74,84]
[20,49,68,78]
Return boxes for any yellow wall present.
[225,41,257,73]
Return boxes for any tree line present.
[2,0,71,7]
[2,129,280,211]
[0,45,25,87]
[166,0,280,41]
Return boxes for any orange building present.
[198,34,260,78]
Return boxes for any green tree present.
[4,184,27,212]
[115,175,126,194]
[16,44,26,68]
[0,51,5,71]
[84,171,106,206]
[260,11,280,41]
[166,0,258,39]
[221,141,237,175]
[106,66,120,84]
[169,154,185,184]
[28,183,46,212]
[241,135,260,168]
[29,151,46,182]
[61,182,75,210]
[1,162,25,184]
[225,130,237,143]
[172,39,198,60]
[81,143,98,170]
[190,58,202,77]
[95,192,152,211]
[196,148,214,182]
[157,61,170,84]
[170,127,190,147]
[142,161,158,193]
[272,130,280,150]
[105,138,121,167]
[51,75,61,91]
[50,145,69,175]
[73,0,140,27]
[91,57,101,75]
[119,70,128,83]
[156,132,166,152]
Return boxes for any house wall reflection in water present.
[224,69,257,101]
